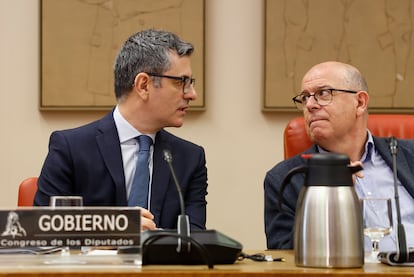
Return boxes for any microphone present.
[162,149,190,253]
[379,137,413,265]
[389,137,409,263]
[139,149,243,267]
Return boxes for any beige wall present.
[0,0,299,250]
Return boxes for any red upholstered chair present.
[17,177,38,206]
[284,114,414,159]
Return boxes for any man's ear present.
[133,73,151,100]
[356,90,369,116]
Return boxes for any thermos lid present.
[304,153,355,186]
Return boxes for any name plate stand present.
[0,207,141,267]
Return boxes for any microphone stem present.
[162,149,190,253]
[392,153,402,223]
[390,137,408,263]
[167,162,185,216]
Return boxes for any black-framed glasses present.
[292,88,358,110]
[146,73,195,94]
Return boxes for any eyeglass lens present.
[294,90,333,110]
[183,78,195,93]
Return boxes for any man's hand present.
[350,161,363,183]
[140,207,156,230]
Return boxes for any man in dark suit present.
[264,61,414,251]
[34,29,207,231]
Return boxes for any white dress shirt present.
[112,106,155,208]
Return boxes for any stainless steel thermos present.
[279,153,364,268]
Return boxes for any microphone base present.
[379,249,414,266]
[141,229,243,265]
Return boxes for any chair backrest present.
[284,114,414,159]
[17,177,38,206]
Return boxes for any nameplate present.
[0,207,140,248]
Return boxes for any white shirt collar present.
[113,106,155,144]
[316,130,375,162]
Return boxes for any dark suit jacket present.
[264,136,414,249]
[34,112,208,230]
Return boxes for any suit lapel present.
[96,112,127,204]
[150,130,172,224]
[374,137,414,199]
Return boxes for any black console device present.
[141,229,243,265]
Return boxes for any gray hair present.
[113,29,194,100]
[343,64,369,92]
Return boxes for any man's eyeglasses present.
[292,88,358,110]
[146,73,195,94]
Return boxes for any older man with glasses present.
[264,61,414,254]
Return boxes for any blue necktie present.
[128,135,153,208]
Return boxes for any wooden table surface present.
[0,250,412,276]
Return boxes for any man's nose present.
[184,86,197,101]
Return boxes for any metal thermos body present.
[294,183,364,268]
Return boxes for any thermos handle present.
[278,166,307,211]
